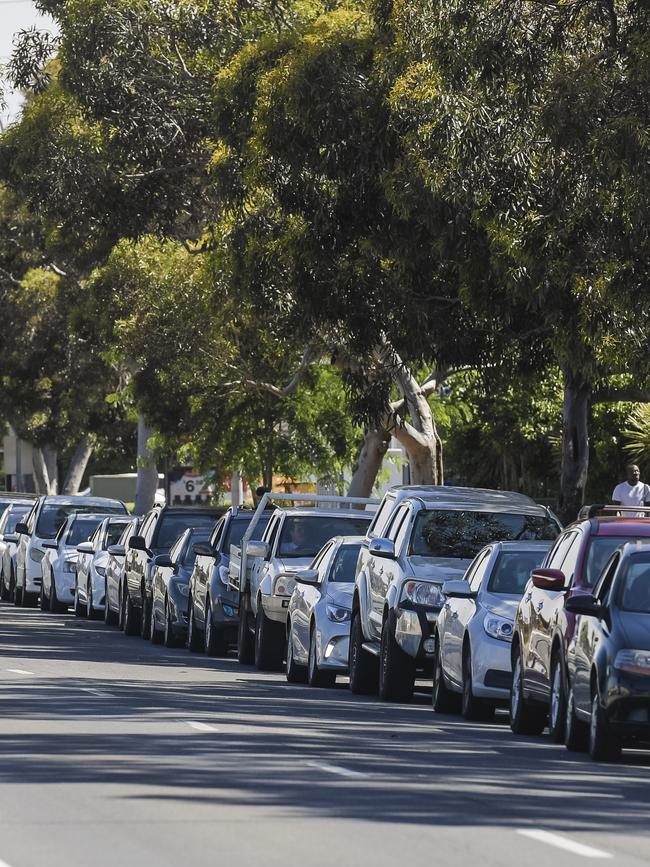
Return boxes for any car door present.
[250,515,280,603]
[445,549,491,685]
[368,504,410,637]
[195,518,224,619]
[294,544,333,658]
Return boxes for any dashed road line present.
[5,668,35,676]
[81,687,114,697]
[185,721,219,732]
[307,761,366,779]
[517,829,612,859]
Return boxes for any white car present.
[40,513,109,613]
[76,515,133,619]
[0,501,33,602]
[15,495,128,607]
[286,536,364,687]
[433,540,553,720]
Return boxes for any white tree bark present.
[32,447,51,495]
[347,428,391,499]
[43,446,59,493]
[134,415,158,515]
[62,436,94,495]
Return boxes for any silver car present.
[40,513,108,613]
[286,536,364,687]
[0,502,32,602]
[433,540,553,720]
[76,515,132,619]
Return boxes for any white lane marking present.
[81,688,113,697]
[5,668,35,676]
[185,721,219,732]
[517,830,612,859]
[307,761,366,779]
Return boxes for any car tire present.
[122,587,140,636]
[87,584,99,621]
[163,597,180,648]
[254,604,284,671]
[1,568,10,602]
[461,644,495,722]
[548,654,567,743]
[564,687,589,752]
[104,583,118,626]
[286,620,308,684]
[140,590,152,640]
[187,597,203,652]
[308,624,336,688]
[432,634,461,714]
[150,599,164,645]
[379,615,415,702]
[237,593,255,665]
[205,598,228,657]
[509,644,547,735]
[74,580,85,617]
[348,609,378,695]
[14,579,23,607]
[40,578,49,611]
[589,691,622,762]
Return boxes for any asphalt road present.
[1,607,649,867]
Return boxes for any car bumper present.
[317,624,350,671]
[469,632,512,700]
[394,605,439,660]
[210,593,239,631]
[604,673,650,740]
[261,593,291,624]
[52,570,76,602]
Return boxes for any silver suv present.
[349,486,561,701]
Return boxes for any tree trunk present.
[43,445,58,493]
[558,369,591,524]
[62,436,93,495]
[134,415,158,515]
[32,448,51,495]
[389,361,444,485]
[348,428,391,499]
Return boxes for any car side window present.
[264,516,281,553]
[0,511,7,534]
[386,505,410,543]
[169,534,185,564]
[368,497,396,537]
[210,518,225,550]
[469,549,492,592]
[594,553,620,602]
[558,532,582,587]
[141,513,158,546]
[546,533,574,570]
[393,508,413,554]
[26,504,38,534]
[312,542,333,571]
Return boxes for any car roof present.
[159,506,223,514]
[388,485,537,505]
[587,518,650,537]
[276,509,373,519]
[40,495,126,508]
[616,540,650,555]
[491,540,554,551]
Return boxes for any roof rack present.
[578,504,650,520]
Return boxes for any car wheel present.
[163,597,180,648]
[1,568,10,602]
[564,686,589,752]
[14,578,23,607]
[87,583,100,621]
[254,603,284,671]
[589,691,622,762]
[187,597,203,652]
[104,582,118,626]
[548,654,567,743]
[461,644,495,722]
[237,593,255,665]
[122,587,140,636]
[378,614,415,702]
[286,620,308,684]
[74,579,85,617]
[348,609,378,695]
[140,590,152,640]
[39,577,49,611]
[150,596,163,645]
[432,633,461,714]
[307,623,336,688]
[204,598,228,657]
[509,644,547,735]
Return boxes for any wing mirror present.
[15,522,29,536]
[564,594,605,618]
[442,579,476,600]
[128,535,148,552]
[77,541,94,554]
[531,568,565,592]
[42,540,59,550]
[369,538,396,560]
[246,540,270,559]
[3,533,18,543]
[295,568,320,586]
[192,542,214,557]
[152,553,173,568]
[107,544,125,557]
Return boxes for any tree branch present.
[220,344,321,399]
[593,386,650,404]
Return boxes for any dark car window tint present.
[487,550,549,595]
[106,521,130,548]
[368,498,395,537]
[36,504,123,539]
[67,518,103,546]
[558,533,582,585]
[617,556,650,613]
[225,515,271,551]
[182,530,211,567]
[5,507,30,534]
[584,536,648,587]
[154,513,217,550]
[468,550,491,592]
[278,516,371,559]
[329,544,362,583]
[410,511,558,560]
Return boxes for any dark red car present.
[509,516,650,739]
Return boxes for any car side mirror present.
[129,535,148,552]
[442,579,476,600]
[368,538,396,560]
[193,542,214,557]
[3,533,18,543]
[531,568,565,592]
[246,540,270,559]
[107,544,125,557]
[152,553,173,568]
[565,594,605,618]
[295,568,320,586]
[77,542,94,554]
[42,540,59,550]
[15,522,29,536]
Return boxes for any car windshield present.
[329,544,362,583]
[155,513,217,550]
[183,530,211,566]
[486,550,549,595]
[411,511,558,560]
[106,521,130,548]
[584,536,649,587]
[36,504,123,539]
[224,515,271,550]
[278,516,371,558]
[617,556,650,613]
[66,518,103,546]
[5,508,30,534]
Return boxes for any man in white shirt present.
[612,465,650,516]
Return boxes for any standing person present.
[612,465,650,516]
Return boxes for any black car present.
[122,505,223,638]
[150,527,211,647]
[565,541,650,761]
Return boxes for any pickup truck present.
[349,485,561,702]
[229,493,377,671]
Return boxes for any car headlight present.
[326,604,351,623]
[614,649,650,675]
[401,580,445,608]
[30,548,45,563]
[218,565,229,586]
[170,580,190,598]
[273,575,296,597]
[95,565,106,577]
[63,559,77,574]
[483,614,514,643]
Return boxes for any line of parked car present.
[1,482,649,765]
